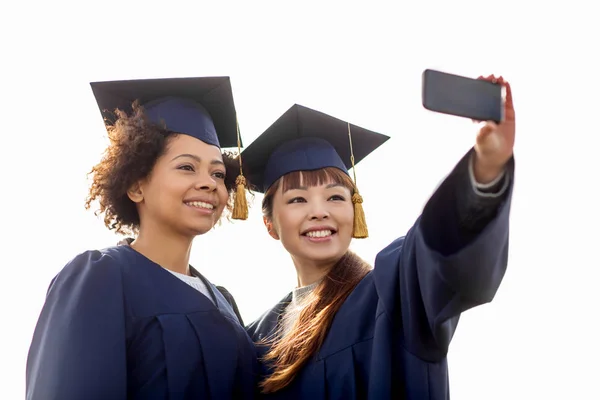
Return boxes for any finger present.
[480,74,501,84]
[477,121,498,140]
[504,81,513,107]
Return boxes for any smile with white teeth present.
[185,201,214,210]
[305,230,333,238]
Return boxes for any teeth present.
[186,201,214,210]
[306,230,332,238]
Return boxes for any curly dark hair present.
[85,101,240,235]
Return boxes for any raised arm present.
[374,75,516,361]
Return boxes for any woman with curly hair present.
[26,77,257,400]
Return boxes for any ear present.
[127,181,144,203]
[263,216,280,240]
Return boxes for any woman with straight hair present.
[242,75,515,399]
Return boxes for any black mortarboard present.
[90,76,250,220]
[241,104,390,238]
[241,104,390,193]
[90,76,242,148]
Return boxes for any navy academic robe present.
[247,151,514,399]
[26,245,258,400]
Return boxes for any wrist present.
[473,154,505,184]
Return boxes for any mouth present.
[301,227,337,240]
[184,201,215,211]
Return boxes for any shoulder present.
[214,285,245,326]
[63,246,130,272]
[245,312,269,340]
[246,293,291,341]
[375,234,408,263]
[214,285,236,306]
[51,246,130,292]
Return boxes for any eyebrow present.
[171,154,225,166]
[284,183,345,192]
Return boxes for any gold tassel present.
[347,122,368,238]
[232,174,248,220]
[231,115,248,220]
[352,191,368,238]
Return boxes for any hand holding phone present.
[421,69,504,123]
[421,69,515,183]
[473,75,515,175]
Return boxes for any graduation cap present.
[241,104,390,238]
[90,76,249,219]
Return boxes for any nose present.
[308,201,329,221]
[194,173,218,192]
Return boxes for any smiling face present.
[128,134,229,237]
[263,167,355,267]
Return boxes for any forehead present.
[164,134,223,160]
[279,168,352,193]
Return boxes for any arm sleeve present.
[374,150,514,361]
[26,250,128,400]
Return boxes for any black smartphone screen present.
[422,69,503,123]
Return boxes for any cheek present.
[336,204,356,232]
[271,209,298,241]
[144,174,177,203]
[216,185,229,210]
[276,217,293,239]
[274,219,298,251]
[161,180,189,205]
[345,204,356,225]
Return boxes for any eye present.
[177,164,195,172]
[287,197,306,204]
[212,171,226,180]
[328,194,346,201]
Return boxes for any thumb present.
[477,121,498,141]
[476,122,502,153]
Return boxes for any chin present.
[304,248,345,263]
[186,223,215,237]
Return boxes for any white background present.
[1,1,598,398]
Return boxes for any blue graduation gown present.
[247,151,514,399]
[26,245,258,400]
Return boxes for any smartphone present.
[421,69,503,123]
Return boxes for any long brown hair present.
[260,167,372,393]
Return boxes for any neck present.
[131,220,193,275]
[291,254,341,287]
